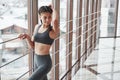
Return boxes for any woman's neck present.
[42,24,50,28]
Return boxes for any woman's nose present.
[46,18,50,22]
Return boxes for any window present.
[0,0,29,80]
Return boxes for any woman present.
[18,5,59,80]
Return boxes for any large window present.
[0,0,102,80]
[0,0,29,80]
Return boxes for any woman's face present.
[40,12,52,26]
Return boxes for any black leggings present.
[29,54,52,80]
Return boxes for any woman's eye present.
[44,17,47,19]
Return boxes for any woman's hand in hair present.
[48,4,53,10]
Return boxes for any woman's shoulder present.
[34,24,41,30]
[35,24,41,28]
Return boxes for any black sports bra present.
[34,25,54,45]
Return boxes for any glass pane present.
[72,0,77,69]
[59,0,67,79]
[38,0,52,8]
[72,0,79,76]
[81,0,85,56]
[100,0,116,37]
[117,0,120,36]
[0,0,28,80]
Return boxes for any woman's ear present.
[39,15,42,20]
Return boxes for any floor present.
[72,38,120,80]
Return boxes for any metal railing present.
[0,37,31,80]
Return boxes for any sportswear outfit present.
[29,25,54,80]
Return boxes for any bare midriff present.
[34,42,51,55]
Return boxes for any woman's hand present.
[18,33,34,49]
[18,33,28,40]
[48,4,53,10]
